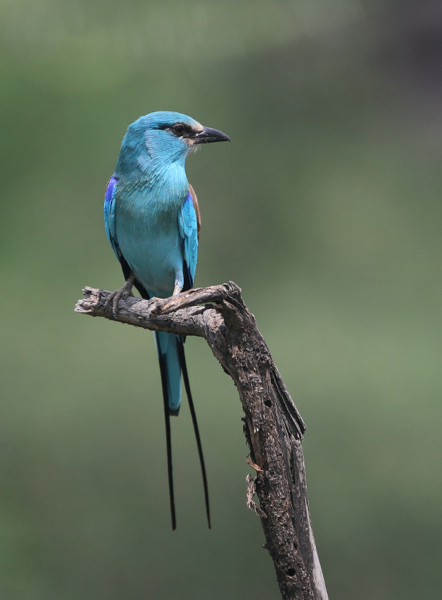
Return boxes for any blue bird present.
[104,111,230,529]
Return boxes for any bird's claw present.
[104,274,135,319]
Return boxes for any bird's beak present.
[192,126,230,144]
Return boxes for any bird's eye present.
[172,124,185,136]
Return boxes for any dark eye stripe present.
[157,122,193,137]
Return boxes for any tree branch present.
[75,282,328,600]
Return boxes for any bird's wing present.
[188,183,201,240]
[104,176,119,259]
[178,184,199,290]
[104,176,135,284]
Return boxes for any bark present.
[75,282,328,600]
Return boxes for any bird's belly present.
[117,206,182,299]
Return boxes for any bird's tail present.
[155,331,182,415]
[154,332,211,530]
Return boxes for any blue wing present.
[104,176,119,259]
[178,188,199,289]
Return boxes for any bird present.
[103,111,230,529]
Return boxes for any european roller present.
[104,111,229,529]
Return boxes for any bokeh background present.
[1,1,442,598]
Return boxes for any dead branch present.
[75,282,328,600]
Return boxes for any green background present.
[1,1,442,598]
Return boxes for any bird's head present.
[115,111,230,178]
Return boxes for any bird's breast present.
[115,183,187,298]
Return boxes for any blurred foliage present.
[1,0,442,598]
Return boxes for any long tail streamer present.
[177,337,211,529]
[158,352,177,530]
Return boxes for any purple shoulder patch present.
[105,176,117,204]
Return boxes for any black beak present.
[193,126,230,144]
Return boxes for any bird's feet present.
[104,273,135,319]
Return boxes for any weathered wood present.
[75,282,328,600]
